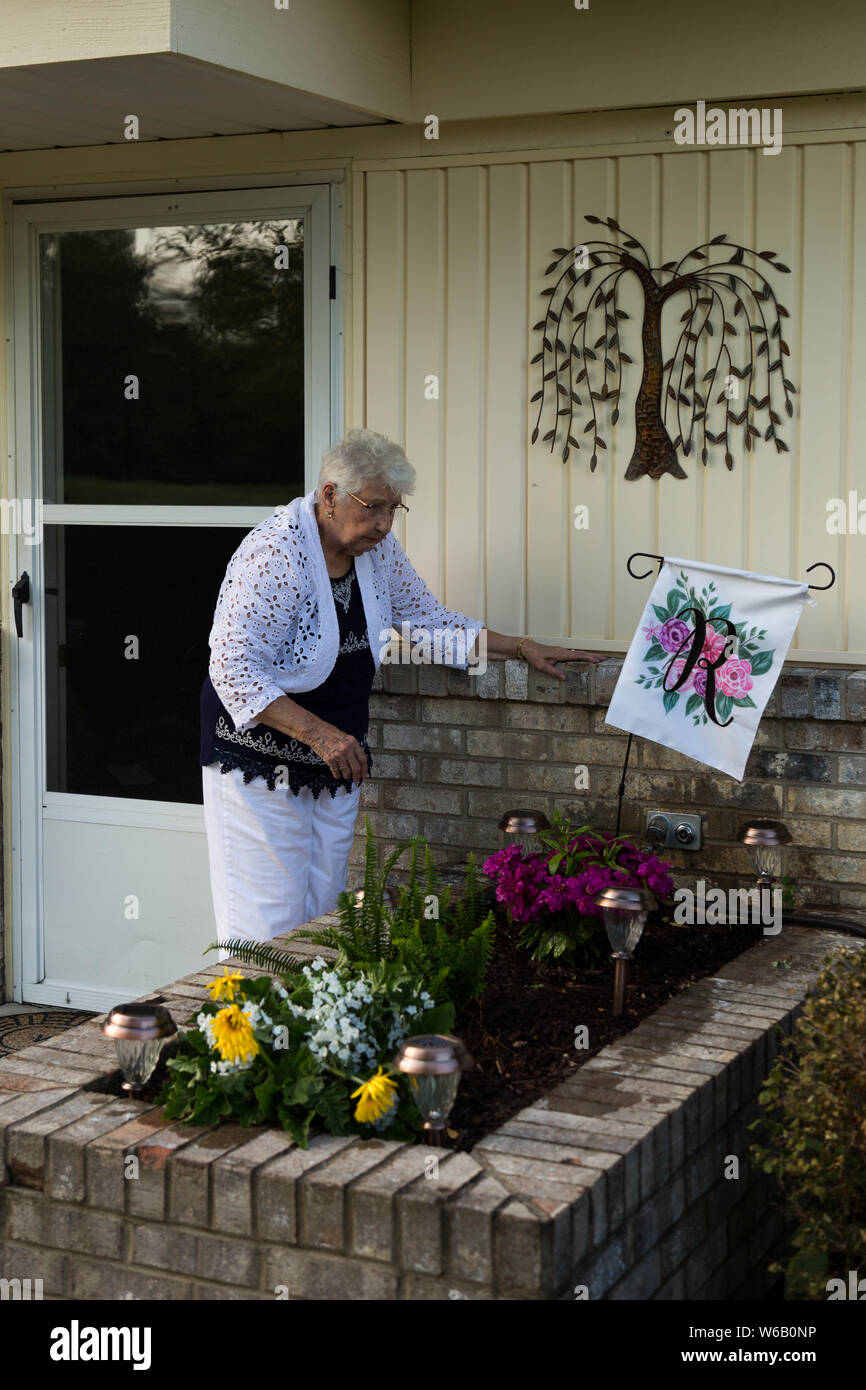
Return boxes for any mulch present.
[447,907,761,1152]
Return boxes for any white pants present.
[201,764,361,962]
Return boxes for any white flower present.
[209,1056,252,1075]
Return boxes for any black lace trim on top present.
[211,741,373,798]
[202,559,374,797]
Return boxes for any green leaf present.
[414,1001,456,1035]
[708,603,732,620]
[666,588,682,616]
[652,604,670,623]
[662,690,680,714]
[716,694,733,722]
[749,648,774,675]
[278,1104,313,1148]
[645,641,664,661]
[316,1083,351,1135]
[685,693,703,715]
[733,695,757,708]
[253,1078,280,1117]
[190,1093,230,1127]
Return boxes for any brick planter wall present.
[0,922,861,1300]
[356,660,866,911]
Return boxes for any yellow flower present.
[351,1066,398,1124]
[207,968,245,1003]
[211,1004,259,1065]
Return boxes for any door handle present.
[12,570,30,637]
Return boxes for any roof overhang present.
[0,0,410,151]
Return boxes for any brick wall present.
[354,660,866,909]
[0,925,859,1300]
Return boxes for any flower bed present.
[448,908,759,1151]
[5,816,862,1301]
[156,819,684,1145]
[1,923,860,1300]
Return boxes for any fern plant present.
[203,818,497,1011]
[386,847,496,1010]
[200,937,306,976]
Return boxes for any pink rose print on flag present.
[717,657,754,699]
[667,657,694,692]
[635,570,774,728]
[701,627,727,663]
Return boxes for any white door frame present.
[5,179,343,1006]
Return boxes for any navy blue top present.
[200,562,375,798]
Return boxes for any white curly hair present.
[315,428,416,502]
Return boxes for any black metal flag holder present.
[612,555,836,838]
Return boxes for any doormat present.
[0,1009,97,1057]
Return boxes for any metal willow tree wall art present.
[530,215,797,480]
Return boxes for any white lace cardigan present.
[208,491,485,733]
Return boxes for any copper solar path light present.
[737,820,792,894]
[101,1003,177,1097]
[593,886,656,1017]
[498,808,550,855]
[393,1034,472,1146]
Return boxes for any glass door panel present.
[44,523,252,802]
[39,220,305,507]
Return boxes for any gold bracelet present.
[515,635,532,661]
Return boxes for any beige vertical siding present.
[355,138,866,661]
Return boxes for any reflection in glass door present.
[40,219,306,507]
[11,184,338,1006]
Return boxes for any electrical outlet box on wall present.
[646,811,703,851]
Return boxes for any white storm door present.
[9,182,339,1009]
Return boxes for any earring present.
[327,509,334,519]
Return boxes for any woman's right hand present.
[307,720,367,783]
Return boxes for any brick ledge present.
[372,659,866,721]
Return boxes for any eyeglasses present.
[344,490,409,520]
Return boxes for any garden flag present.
[605,557,809,780]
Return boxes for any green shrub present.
[748,943,866,1299]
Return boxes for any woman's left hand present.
[522,641,605,680]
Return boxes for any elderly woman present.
[200,428,601,956]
